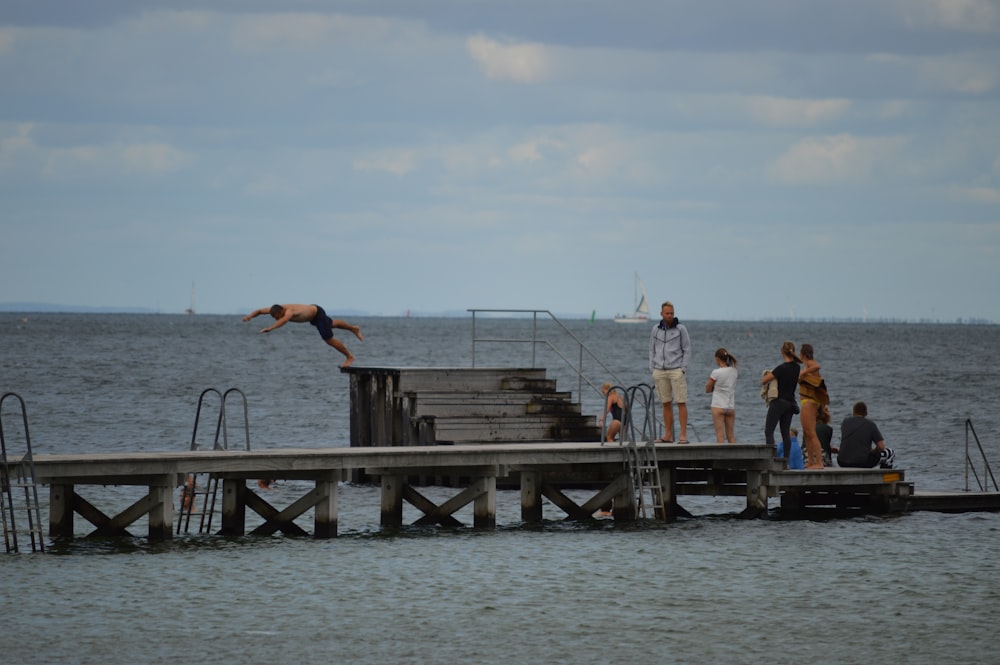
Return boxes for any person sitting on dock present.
[243,303,363,368]
[837,401,895,469]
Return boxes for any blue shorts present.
[309,305,334,341]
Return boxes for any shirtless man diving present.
[243,303,363,368]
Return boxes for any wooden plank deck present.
[905,490,1000,512]
[21,441,944,542]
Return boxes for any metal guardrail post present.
[964,419,997,492]
[467,308,627,401]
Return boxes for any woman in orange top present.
[797,343,827,469]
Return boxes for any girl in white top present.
[705,348,739,443]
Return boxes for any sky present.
[1,0,999,322]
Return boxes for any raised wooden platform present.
[23,441,945,541]
[344,367,602,450]
[769,467,911,515]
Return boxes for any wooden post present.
[314,473,340,538]
[48,483,73,538]
[780,490,803,517]
[743,469,769,518]
[520,470,543,522]
[474,475,496,529]
[371,373,393,447]
[147,475,174,541]
[349,372,368,446]
[612,470,636,521]
[380,474,404,527]
[220,478,247,536]
[661,466,678,522]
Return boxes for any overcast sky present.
[2,0,999,321]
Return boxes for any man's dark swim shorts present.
[309,305,335,341]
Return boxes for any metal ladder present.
[606,383,666,520]
[1,392,46,553]
[177,388,250,535]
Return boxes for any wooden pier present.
[26,441,939,541]
[11,366,998,545]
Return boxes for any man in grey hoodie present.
[649,301,691,443]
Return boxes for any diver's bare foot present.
[340,355,356,368]
[351,326,364,341]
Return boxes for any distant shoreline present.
[0,303,993,325]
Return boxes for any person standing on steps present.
[650,301,691,443]
[243,303,364,368]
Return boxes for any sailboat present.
[614,273,650,324]
[184,282,196,315]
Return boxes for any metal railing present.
[468,308,626,400]
[178,388,251,535]
[1,392,45,553]
[964,419,997,492]
[189,387,251,452]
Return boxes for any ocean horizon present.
[2,302,994,325]
[2,312,998,664]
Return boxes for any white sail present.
[614,273,650,323]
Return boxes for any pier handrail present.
[1,392,45,553]
[468,308,626,399]
[608,383,658,446]
[190,387,251,451]
[964,419,997,492]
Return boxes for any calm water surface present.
[2,314,999,664]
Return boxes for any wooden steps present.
[345,367,602,450]
[394,367,600,444]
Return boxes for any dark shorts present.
[838,447,895,470]
[309,305,334,341]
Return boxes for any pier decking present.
[8,365,997,547]
[24,441,938,542]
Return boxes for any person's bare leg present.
[661,402,674,442]
[711,408,725,443]
[325,337,356,368]
[678,402,689,441]
[725,411,736,443]
[801,402,823,468]
[333,319,363,341]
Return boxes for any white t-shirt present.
[709,366,738,410]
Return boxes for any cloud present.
[466,33,552,83]
[229,12,359,52]
[745,96,852,127]
[121,142,190,173]
[28,139,192,179]
[352,150,416,176]
[507,138,556,163]
[0,27,15,54]
[917,55,997,94]
[0,123,34,169]
[953,186,1000,204]
[901,0,1000,33]
[768,133,908,184]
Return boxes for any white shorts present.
[653,368,687,404]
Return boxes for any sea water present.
[1,313,999,664]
